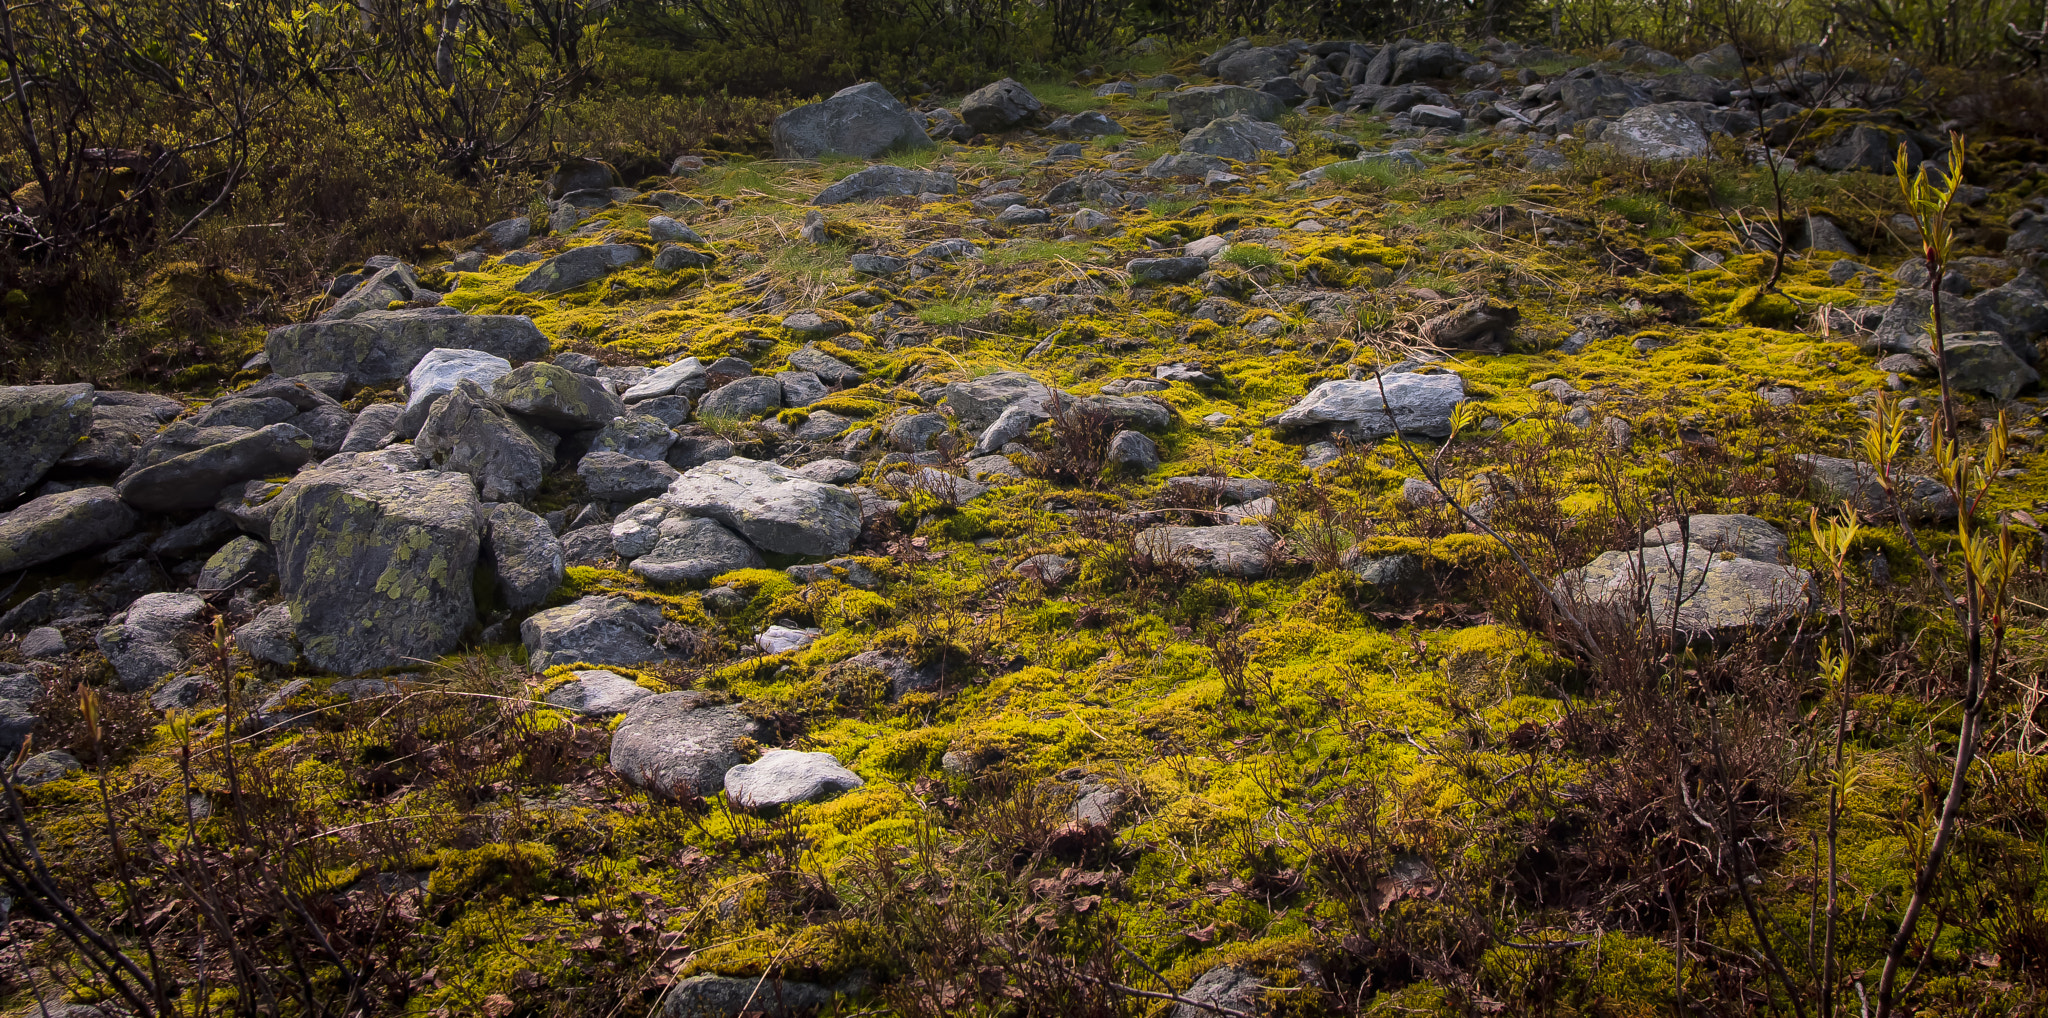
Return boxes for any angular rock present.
[96,592,205,691]
[1142,152,1231,179]
[1607,103,1712,160]
[1391,40,1467,83]
[1272,374,1466,439]
[580,451,682,502]
[233,605,299,667]
[20,627,65,658]
[1924,331,2038,400]
[960,78,1043,133]
[265,306,550,389]
[725,749,864,811]
[416,380,553,504]
[482,216,531,252]
[1172,966,1266,1018]
[1127,256,1207,284]
[484,503,565,610]
[624,357,710,403]
[889,412,950,452]
[771,82,932,161]
[943,371,1053,434]
[59,403,165,473]
[118,423,312,513]
[609,691,763,797]
[1106,430,1160,473]
[16,750,80,787]
[491,362,624,431]
[514,243,642,294]
[1796,453,1955,523]
[523,594,679,671]
[630,515,763,584]
[402,347,514,434]
[545,669,653,716]
[1167,85,1285,132]
[339,403,403,454]
[661,457,862,556]
[697,375,783,421]
[196,535,275,594]
[1180,113,1295,162]
[0,487,138,572]
[1048,111,1125,137]
[788,344,863,385]
[0,383,96,499]
[1562,514,1811,636]
[323,262,433,322]
[270,456,482,673]
[778,371,827,408]
[1421,298,1520,353]
[813,165,958,206]
[1136,525,1277,578]
[593,414,677,461]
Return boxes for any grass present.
[916,296,996,326]
[1224,243,1281,268]
[983,240,1096,268]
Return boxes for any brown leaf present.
[482,995,515,1018]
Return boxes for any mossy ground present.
[14,44,2048,1018]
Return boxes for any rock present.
[1048,111,1124,136]
[960,78,1042,133]
[668,434,736,471]
[647,216,704,245]
[1106,430,1160,472]
[196,535,275,594]
[1392,40,1467,83]
[402,347,515,433]
[812,165,958,206]
[523,594,680,671]
[1815,124,1912,174]
[150,672,213,710]
[233,605,299,666]
[15,750,80,787]
[1803,215,1859,255]
[545,669,653,716]
[655,244,717,271]
[1606,103,1711,160]
[1409,104,1466,130]
[416,380,554,504]
[593,414,677,461]
[1172,965,1265,1018]
[1923,332,2038,400]
[892,467,990,505]
[118,423,312,513]
[19,627,64,658]
[635,396,696,427]
[270,455,482,674]
[1558,72,1650,118]
[888,413,950,452]
[770,82,932,160]
[610,691,763,798]
[580,451,683,502]
[788,344,863,385]
[481,216,531,252]
[1142,152,1231,179]
[662,457,861,556]
[778,371,828,408]
[624,358,710,403]
[323,262,434,322]
[1180,113,1295,161]
[1687,42,1743,75]
[514,244,642,293]
[1168,85,1285,132]
[0,384,92,499]
[1562,514,1811,637]
[755,625,817,655]
[1013,552,1072,585]
[797,459,862,484]
[338,403,403,453]
[548,157,620,197]
[851,253,908,276]
[266,307,550,389]
[0,487,138,572]
[58,402,164,473]
[660,974,834,1018]
[1796,453,1955,523]
[1351,553,1429,597]
[1165,476,1275,505]
[782,310,848,339]
[697,376,783,421]
[95,592,205,691]
[943,371,1053,433]
[1128,256,1207,284]
[725,749,863,811]
[483,504,565,610]
[914,238,983,260]
[1135,525,1277,578]
[491,362,624,431]
[1272,374,1466,438]
[630,516,763,584]
[1420,298,1520,352]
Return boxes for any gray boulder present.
[323,262,433,322]
[1927,332,2038,400]
[96,592,206,691]
[1048,111,1125,136]
[609,691,764,797]
[1171,966,1266,1018]
[1271,374,1466,439]
[1607,103,1712,160]
[943,371,1052,433]
[661,457,861,556]
[58,401,164,473]
[1181,113,1296,161]
[788,344,863,384]
[1562,514,1811,637]
[265,306,550,389]
[812,165,959,206]
[960,78,1043,133]
[655,244,717,270]
[593,414,677,461]
[1167,85,1285,131]
[1687,43,1743,75]
[1107,430,1160,473]
[1392,41,1467,83]
[20,627,65,658]
[696,375,784,421]
[580,451,682,502]
[1215,45,1295,83]
[661,975,833,1018]
[196,535,275,594]
[0,487,138,572]
[771,82,932,161]
[0,383,96,499]
[630,516,763,584]
[118,423,313,513]
[724,749,864,811]
[484,503,565,610]
[401,347,514,434]
[416,380,554,504]
[338,403,403,453]
[888,413,950,452]
[1559,72,1650,117]
[1815,124,1910,174]
[233,605,299,667]
[513,244,643,294]
[522,594,679,671]
[647,216,704,245]
[1127,256,1207,284]
[545,669,653,716]
[15,750,80,787]
[270,455,483,673]
[1797,453,1955,523]
[481,216,531,252]
[491,362,624,431]
[623,357,710,403]
[778,371,827,408]
[1142,152,1232,179]
[1135,524,1277,578]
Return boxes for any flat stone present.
[513,244,642,293]
[1562,514,1811,637]
[724,749,864,811]
[117,424,313,513]
[813,165,958,206]
[630,515,763,584]
[1135,525,1277,578]
[545,669,653,716]
[523,594,682,671]
[1271,374,1466,439]
[609,691,763,797]
[580,451,682,503]
[0,487,138,573]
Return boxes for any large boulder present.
[491,362,624,431]
[1562,514,1811,637]
[770,82,933,161]
[415,380,555,504]
[1215,46,1295,84]
[1390,41,1467,83]
[630,516,764,584]
[959,78,1043,133]
[270,455,483,673]
[1607,103,1712,160]
[661,457,862,556]
[0,487,137,572]
[788,344,863,385]
[1271,374,1466,439]
[1167,85,1286,132]
[95,592,205,691]
[401,347,514,434]
[60,400,179,473]
[724,749,864,811]
[1928,332,2039,400]
[579,451,683,502]
[483,503,565,610]
[265,306,550,389]
[1180,113,1296,161]
[609,691,764,797]
[1559,72,1650,118]
[0,383,95,499]
[117,423,313,513]
[812,165,959,206]
[513,244,642,294]
[696,375,783,421]
[1135,525,1277,578]
[522,595,679,671]
[940,371,1052,433]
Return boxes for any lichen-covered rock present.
[0,383,97,499]
[1171,965,1266,1018]
[770,81,932,160]
[96,592,206,691]
[661,457,861,556]
[271,456,482,674]
[660,974,834,1018]
[233,605,299,667]
[323,262,433,321]
[545,669,653,716]
[0,487,138,573]
[609,691,763,797]
[696,375,783,421]
[118,423,313,513]
[812,165,958,206]
[402,347,516,433]
[724,749,864,811]
[1605,103,1712,160]
[491,362,625,432]
[788,344,863,384]
[580,451,682,502]
[1796,453,1956,523]
[1135,525,1277,578]
[1924,332,2039,400]
[265,306,549,388]
[1271,374,1466,439]
[960,78,1043,133]
[196,535,275,594]
[339,403,403,453]
[416,379,554,503]
[1181,113,1295,161]
[58,402,164,473]
[1562,514,1811,637]
[1167,85,1285,131]
[623,357,709,403]
[593,413,676,461]
[513,243,642,293]
[629,515,763,584]
[942,371,1052,433]
[522,594,678,671]
[483,503,565,610]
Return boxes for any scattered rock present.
[1796,453,1957,523]
[660,974,834,1018]
[265,307,549,389]
[484,503,566,610]
[1180,113,1296,161]
[545,669,654,716]
[416,380,554,503]
[630,515,763,584]
[233,605,299,667]
[19,627,65,659]
[1605,103,1712,160]
[96,592,205,691]
[1135,525,1277,578]
[697,375,784,420]
[524,595,682,671]
[609,692,763,797]
[813,165,958,205]
[1168,85,1285,132]
[491,362,624,431]
[1106,430,1160,472]
[0,487,138,573]
[960,78,1043,133]
[725,749,864,811]
[117,423,313,513]
[580,451,683,503]
[513,244,642,293]
[1272,374,1466,439]
[771,82,932,160]
[662,457,861,556]
[1562,515,1811,637]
